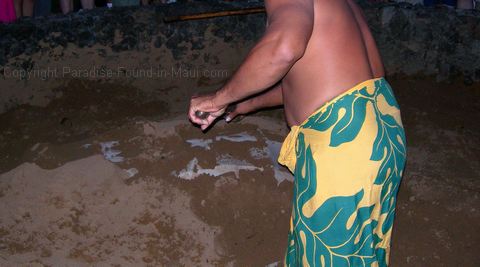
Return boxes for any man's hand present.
[188,93,227,131]
[225,100,252,122]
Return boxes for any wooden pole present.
[163,7,266,23]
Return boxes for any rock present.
[464,76,474,86]
[390,10,411,42]
[8,42,25,58]
[154,36,163,48]
[77,30,96,48]
[0,50,5,66]
[381,6,396,25]
[475,68,480,81]
[97,48,107,57]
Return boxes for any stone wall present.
[360,1,480,83]
[0,0,479,112]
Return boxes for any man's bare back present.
[280,0,384,126]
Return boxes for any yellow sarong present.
[279,78,406,267]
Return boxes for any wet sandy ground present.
[0,77,479,266]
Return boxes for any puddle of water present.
[266,262,280,267]
[172,155,263,180]
[215,132,257,142]
[183,131,292,185]
[186,138,213,150]
[125,168,139,178]
[265,140,293,185]
[100,141,124,163]
[249,140,293,185]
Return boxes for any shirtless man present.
[189,0,406,266]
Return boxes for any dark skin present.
[189,0,384,130]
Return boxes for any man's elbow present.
[273,39,308,65]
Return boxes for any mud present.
[0,76,479,266]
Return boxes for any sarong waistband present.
[278,77,385,173]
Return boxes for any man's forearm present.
[247,83,283,111]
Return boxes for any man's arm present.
[188,0,313,130]
[214,0,314,107]
[226,83,283,121]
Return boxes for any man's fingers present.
[188,94,227,130]
[225,111,237,122]
[188,108,202,124]
[200,116,215,131]
[188,108,197,122]
[189,110,208,126]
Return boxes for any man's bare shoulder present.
[265,0,314,20]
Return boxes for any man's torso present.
[268,0,383,126]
